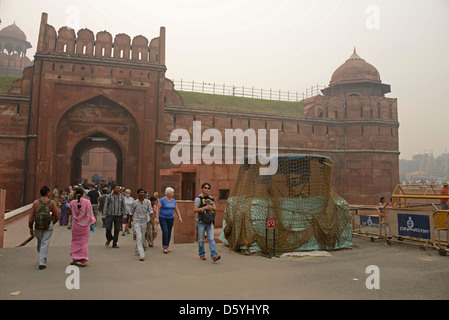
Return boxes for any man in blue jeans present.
[194,183,221,262]
[29,185,60,270]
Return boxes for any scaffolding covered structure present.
[220,155,352,253]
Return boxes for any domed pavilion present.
[321,47,390,97]
[0,22,33,76]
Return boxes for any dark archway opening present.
[82,147,117,184]
[71,132,123,186]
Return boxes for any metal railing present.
[172,79,325,102]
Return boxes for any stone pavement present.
[1,215,449,304]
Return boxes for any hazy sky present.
[2,0,448,160]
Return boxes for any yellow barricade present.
[349,205,387,242]
[386,184,449,256]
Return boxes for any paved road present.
[1,217,448,306]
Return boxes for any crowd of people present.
[401,178,447,185]
[28,182,221,270]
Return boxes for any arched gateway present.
[21,13,167,205]
[56,95,138,187]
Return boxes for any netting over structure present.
[220,155,352,253]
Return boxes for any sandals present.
[163,248,171,254]
[70,260,87,267]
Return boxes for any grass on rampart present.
[0,75,21,94]
[178,91,305,116]
[0,76,305,117]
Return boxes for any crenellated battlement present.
[36,12,165,66]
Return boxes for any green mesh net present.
[220,155,352,253]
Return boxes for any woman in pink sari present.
[69,188,96,267]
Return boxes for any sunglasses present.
[203,186,210,189]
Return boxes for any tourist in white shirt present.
[130,188,152,261]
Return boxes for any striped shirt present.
[102,193,126,217]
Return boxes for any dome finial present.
[348,46,362,61]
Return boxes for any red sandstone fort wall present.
[0,13,399,212]
[161,83,399,205]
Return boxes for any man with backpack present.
[28,185,60,270]
[194,183,221,262]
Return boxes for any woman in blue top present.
[154,187,183,253]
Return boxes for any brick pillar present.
[173,200,195,244]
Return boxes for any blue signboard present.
[397,213,431,240]
[360,216,380,228]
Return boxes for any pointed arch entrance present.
[56,95,140,189]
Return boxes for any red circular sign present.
[266,217,276,229]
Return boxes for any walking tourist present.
[98,188,110,228]
[67,185,75,229]
[87,184,100,225]
[194,183,221,262]
[52,185,60,207]
[145,196,159,248]
[378,196,390,222]
[68,187,96,267]
[28,185,60,270]
[123,188,133,236]
[102,184,126,248]
[130,188,152,261]
[154,187,183,253]
[58,188,69,226]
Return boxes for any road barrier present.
[386,184,449,256]
[350,205,388,242]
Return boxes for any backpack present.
[197,195,215,224]
[34,199,52,229]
